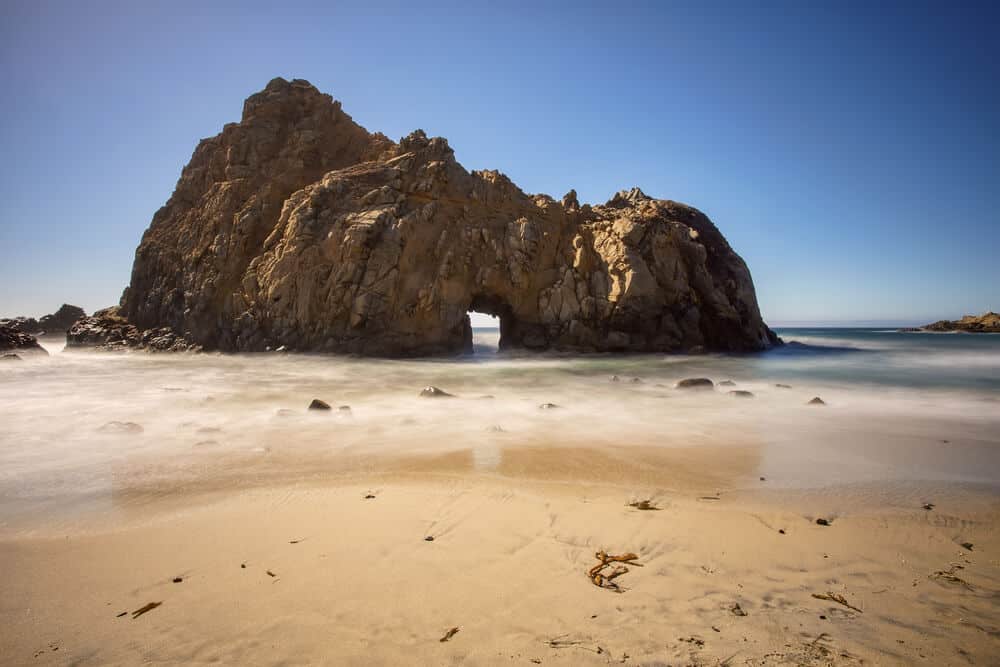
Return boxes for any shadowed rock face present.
[122,78,779,356]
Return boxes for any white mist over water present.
[1,328,998,525]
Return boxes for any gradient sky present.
[1,1,997,326]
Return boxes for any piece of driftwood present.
[811,592,862,613]
[589,551,642,592]
[930,565,973,590]
[131,601,162,619]
[439,627,459,642]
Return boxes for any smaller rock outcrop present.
[66,307,198,352]
[913,312,1000,333]
[308,399,332,410]
[1,304,86,333]
[38,304,86,332]
[0,326,48,355]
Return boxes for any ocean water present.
[1,328,998,526]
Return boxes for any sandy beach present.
[3,442,999,666]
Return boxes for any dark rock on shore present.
[675,378,714,389]
[117,78,780,356]
[808,396,826,405]
[308,399,331,410]
[913,312,1000,334]
[0,326,48,355]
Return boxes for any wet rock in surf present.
[719,380,736,386]
[2,353,22,361]
[775,383,792,389]
[675,378,714,389]
[0,326,47,355]
[808,396,826,405]
[98,421,144,434]
[728,390,754,398]
[419,386,454,398]
[308,399,332,410]
[539,402,561,409]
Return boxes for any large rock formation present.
[121,78,779,355]
[917,312,1000,334]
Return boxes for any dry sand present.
[2,445,999,666]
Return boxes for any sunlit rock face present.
[122,78,779,355]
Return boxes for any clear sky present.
[1,1,997,327]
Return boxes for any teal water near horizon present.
[468,326,1000,395]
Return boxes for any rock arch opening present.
[464,295,517,355]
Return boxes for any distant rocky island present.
[23,78,782,356]
[903,312,1000,334]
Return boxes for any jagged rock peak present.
[605,187,653,208]
[116,79,779,356]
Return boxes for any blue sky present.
[1,1,996,326]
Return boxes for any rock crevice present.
[120,78,779,356]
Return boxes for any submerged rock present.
[718,380,736,386]
[117,78,779,356]
[675,378,714,389]
[808,396,826,405]
[0,326,47,355]
[1,353,22,361]
[728,390,754,398]
[98,421,144,434]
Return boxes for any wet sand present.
[2,446,998,666]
